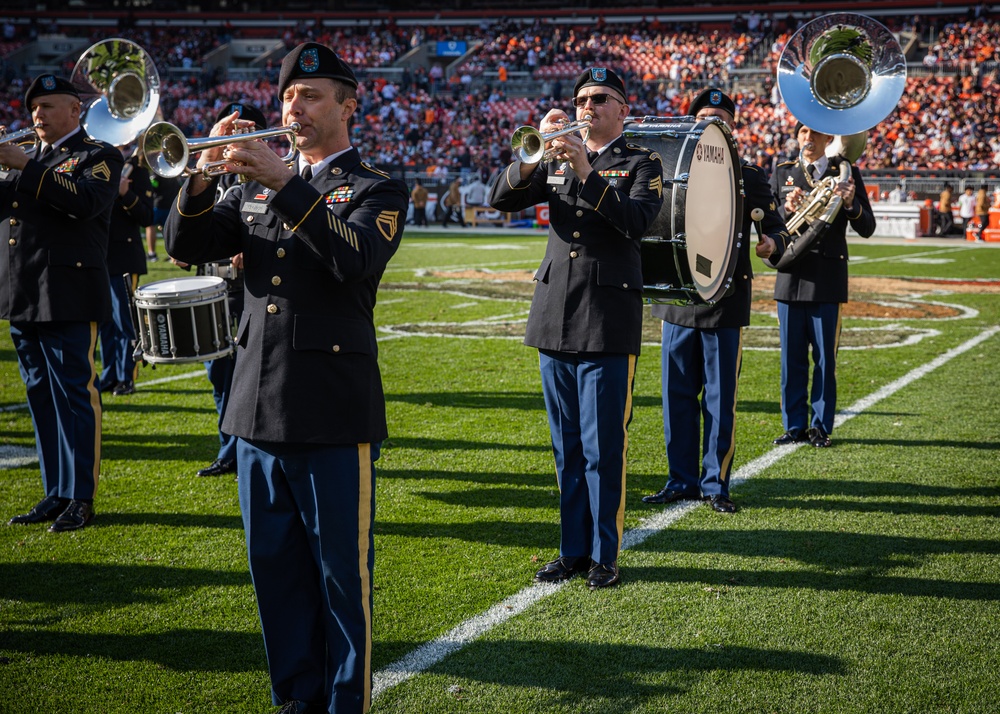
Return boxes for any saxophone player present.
[769,121,876,449]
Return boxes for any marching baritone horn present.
[141,121,301,180]
[510,116,593,164]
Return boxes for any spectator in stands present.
[464,174,487,206]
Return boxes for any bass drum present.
[624,117,744,304]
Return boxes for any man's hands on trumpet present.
[0,126,29,171]
[520,109,595,182]
[191,111,297,195]
[784,175,857,215]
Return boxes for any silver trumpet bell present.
[777,13,906,137]
[510,117,592,164]
[142,121,301,179]
[70,38,160,147]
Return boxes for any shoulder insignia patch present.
[648,151,662,164]
[376,210,399,242]
[91,161,111,181]
[649,175,663,198]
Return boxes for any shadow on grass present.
[375,519,558,550]
[625,563,1000,602]
[383,437,550,452]
[424,640,843,706]
[0,562,248,606]
[0,627,265,672]
[741,477,1000,518]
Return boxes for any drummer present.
[175,102,264,478]
[640,88,789,514]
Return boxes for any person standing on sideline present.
[957,186,976,231]
[410,177,428,226]
[641,88,788,514]
[99,145,153,397]
[440,177,466,227]
[770,120,876,448]
[165,43,407,714]
[2,74,123,532]
[488,67,663,589]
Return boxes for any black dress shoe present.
[773,428,808,445]
[9,496,70,525]
[48,501,94,532]
[112,380,135,396]
[587,561,620,590]
[534,555,591,583]
[197,458,237,477]
[641,487,700,504]
[99,380,120,393]
[707,494,738,513]
[809,427,832,448]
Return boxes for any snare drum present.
[133,276,233,363]
[624,117,744,304]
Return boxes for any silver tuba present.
[773,13,905,270]
[70,38,160,147]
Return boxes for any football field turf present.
[2,232,999,713]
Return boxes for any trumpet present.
[510,116,592,164]
[0,124,42,146]
[142,121,301,180]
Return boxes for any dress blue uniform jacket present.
[107,159,153,278]
[488,134,664,354]
[165,148,408,445]
[770,157,876,303]
[1,131,122,322]
[652,162,789,327]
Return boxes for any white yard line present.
[372,324,1000,700]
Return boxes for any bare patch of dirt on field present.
[751,274,999,319]
[429,269,534,282]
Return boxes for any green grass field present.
[2,233,999,713]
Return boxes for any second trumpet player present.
[488,68,664,592]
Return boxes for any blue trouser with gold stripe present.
[237,439,377,714]
[777,301,841,435]
[99,273,138,387]
[538,350,633,566]
[661,322,742,498]
[11,321,102,500]
[205,355,237,462]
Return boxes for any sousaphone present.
[773,14,906,269]
[70,38,160,147]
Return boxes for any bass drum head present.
[683,120,742,303]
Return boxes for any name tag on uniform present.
[546,176,566,185]
[242,202,268,213]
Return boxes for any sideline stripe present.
[1,370,205,414]
[371,324,1000,700]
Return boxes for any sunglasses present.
[572,93,623,108]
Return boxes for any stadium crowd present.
[1,12,997,180]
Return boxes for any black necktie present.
[808,163,819,180]
[301,164,313,181]
[587,150,599,164]
[38,144,52,160]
